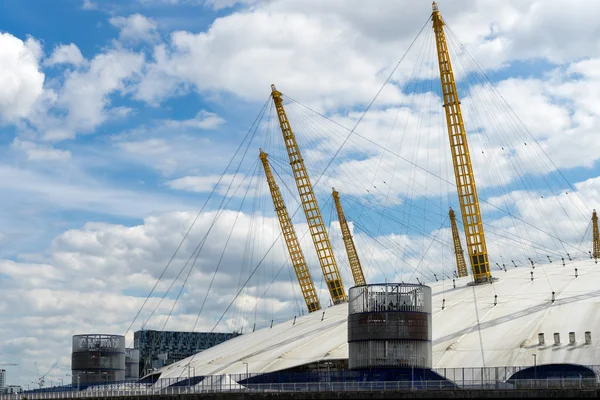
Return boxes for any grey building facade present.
[134,330,240,376]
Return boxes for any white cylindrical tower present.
[348,283,432,370]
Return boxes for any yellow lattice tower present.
[332,188,366,286]
[259,150,321,312]
[449,207,469,278]
[270,84,347,304]
[592,209,599,260]
[432,2,492,283]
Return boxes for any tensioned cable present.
[123,96,271,340]
[282,98,586,256]
[133,100,269,336]
[445,25,590,219]
[161,160,261,332]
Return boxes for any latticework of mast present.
[271,84,347,304]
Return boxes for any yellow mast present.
[449,207,469,278]
[432,2,492,283]
[270,84,347,304]
[332,188,366,286]
[592,209,599,260]
[259,150,321,312]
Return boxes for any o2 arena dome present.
[150,258,600,384]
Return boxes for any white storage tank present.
[348,283,432,369]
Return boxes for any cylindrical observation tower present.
[348,283,432,370]
[72,334,126,385]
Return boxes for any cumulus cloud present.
[44,43,86,67]
[34,49,145,141]
[109,14,159,43]
[0,33,44,121]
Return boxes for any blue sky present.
[2,0,600,389]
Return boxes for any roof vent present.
[553,332,560,346]
[538,333,545,346]
[585,331,592,345]
[569,332,576,345]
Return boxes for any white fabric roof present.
[157,258,600,380]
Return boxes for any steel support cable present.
[276,110,443,278]
[374,27,434,277]
[162,160,261,333]
[445,37,546,263]
[445,36,544,271]
[575,220,592,255]
[444,26,590,221]
[458,68,570,264]
[124,97,271,340]
[281,103,450,210]
[354,25,433,235]
[136,102,268,333]
[276,108,458,232]
[350,218,440,283]
[283,15,433,203]
[442,35,529,263]
[284,83,584,262]
[409,30,437,274]
[338,193,452,280]
[407,215,449,283]
[207,198,338,335]
[140,158,262,334]
[232,161,262,329]
[478,224,568,259]
[187,163,265,334]
[282,106,397,206]
[281,101,586,256]
[284,99,524,255]
[177,184,334,378]
[446,32,568,258]
[272,152,436,282]
[270,161,355,281]
[140,103,267,339]
[343,194,454,254]
[344,203,455,275]
[244,216,317,321]
[233,154,265,329]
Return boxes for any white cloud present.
[0,33,44,121]
[44,43,86,67]
[109,14,159,43]
[34,49,145,141]
[112,113,232,176]
[166,174,257,197]
[82,0,97,10]
[205,0,257,10]
[0,164,193,219]
[162,110,225,130]
[135,8,405,108]
[11,138,72,162]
